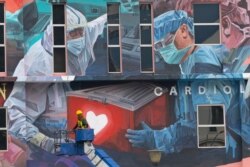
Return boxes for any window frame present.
[52,3,67,75]
[0,107,8,152]
[107,2,122,73]
[0,2,6,76]
[197,104,226,149]
[193,3,221,45]
[139,2,154,73]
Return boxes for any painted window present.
[107,3,122,73]
[0,108,7,151]
[193,4,220,44]
[197,105,226,148]
[139,3,154,73]
[0,3,6,76]
[52,4,66,74]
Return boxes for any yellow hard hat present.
[76,110,83,115]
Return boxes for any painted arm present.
[87,14,107,46]
[3,41,57,152]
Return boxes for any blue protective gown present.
[153,46,250,161]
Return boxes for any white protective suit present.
[4,5,107,152]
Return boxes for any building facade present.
[0,0,250,166]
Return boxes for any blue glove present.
[154,123,195,153]
[126,122,156,150]
[126,121,196,153]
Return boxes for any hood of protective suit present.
[42,21,53,55]
[41,5,94,76]
[42,5,88,55]
[67,5,87,32]
[66,6,94,76]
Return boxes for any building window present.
[107,3,122,73]
[139,3,154,73]
[0,108,7,151]
[197,105,226,148]
[0,3,6,76]
[52,4,66,74]
[193,4,220,44]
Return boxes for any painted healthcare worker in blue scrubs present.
[154,10,222,74]
[126,10,250,162]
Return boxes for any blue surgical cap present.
[154,10,194,42]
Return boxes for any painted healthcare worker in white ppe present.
[4,5,107,153]
[66,5,107,75]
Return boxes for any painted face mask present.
[157,34,192,64]
[67,37,85,56]
[67,37,88,75]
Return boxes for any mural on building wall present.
[1,0,250,167]
[4,0,250,77]
[154,0,250,75]
[0,78,249,167]
[5,0,108,77]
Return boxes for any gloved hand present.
[153,122,196,153]
[125,122,156,150]
[126,121,196,153]
[29,132,55,153]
